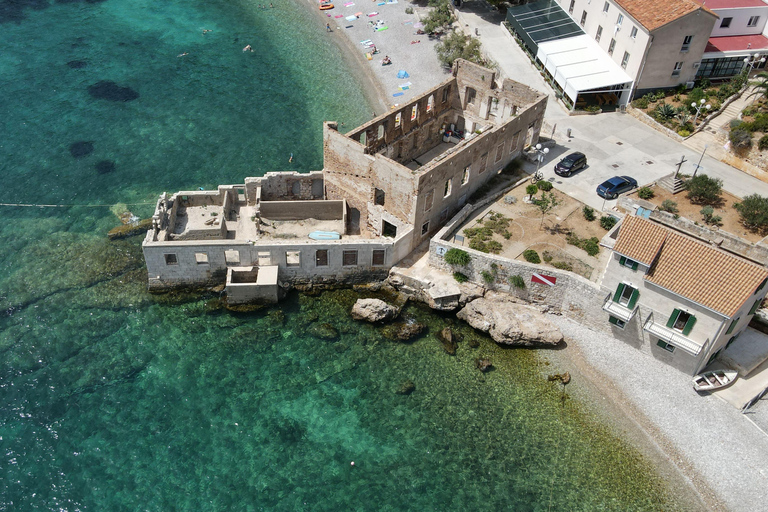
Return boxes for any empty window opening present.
[424,189,434,212]
[382,220,397,238]
[343,250,358,266]
[462,166,470,185]
[421,221,430,236]
[315,249,329,267]
[377,124,385,140]
[444,179,452,198]
[224,250,240,265]
[164,253,178,266]
[720,17,732,28]
[291,181,301,196]
[372,249,386,266]
[286,251,300,267]
[618,285,635,307]
[258,252,271,266]
[360,132,367,145]
[374,188,385,206]
[195,253,209,265]
[427,95,434,112]
[466,87,476,105]
[442,87,449,103]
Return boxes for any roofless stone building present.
[142,60,547,303]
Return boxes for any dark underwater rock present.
[69,140,94,158]
[468,338,480,348]
[396,379,416,395]
[475,358,493,372]
[95,160,115,174]
[88,80,139,102]
[437,327,459,355]
[381,321,425,342]
[107,218,152,240]
[67,60,88,69]
[309,322,339,340]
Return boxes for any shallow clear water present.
[1,1,689,510]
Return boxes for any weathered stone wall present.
[244,172,324,204]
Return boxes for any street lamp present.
[691,98,711,126]
[533,143,549,181]
[744,53,766,74]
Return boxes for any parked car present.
[554,152,587,177]
[596,176,638,199]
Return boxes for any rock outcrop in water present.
[87,80,139,102]
[381,320,425,341]
[457,293,563,347]
[351,298,397,322]
[436,327,459,355]
[69,140,94,158]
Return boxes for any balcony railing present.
[602,293,638,322]
[643,312,706,356]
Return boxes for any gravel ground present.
[548,315,768,512]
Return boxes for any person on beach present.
[326,23,332,32]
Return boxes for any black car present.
[596,176,638,199]
[554,152,587,177]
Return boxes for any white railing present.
[601,292,638,322]
[643,312,705,356]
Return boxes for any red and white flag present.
[531,273,556,286]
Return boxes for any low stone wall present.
[259,200,344,221]
[626,106,684,141]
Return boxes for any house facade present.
[142,60,547,302]
[601,215,768,375]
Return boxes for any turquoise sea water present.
[1,1,690,510]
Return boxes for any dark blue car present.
[596,176,637,199]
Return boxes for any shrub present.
[444,248,470,266]
[759,135,768,151]
[509,275,526,289]
[405,6,414,13]
[523,249,541,264]
[685,174,723,205]
[481,270,495,284]
[687,87,705,105]
[600,215,618,230]
[552,261,573,271]
[730,128,753,150]
[469,238,488,252]
[537,180,553,191]
[677,129,691,137]
[453,271,468,283]
[582,238,600,256]
[734,194,768,233]
[745,113,768,133]
[526,184,539,196]
[701,206,723,227]
[632,96,650,109]
[542,250,553,262]
[486,240,503,254]
[660,199,678,213]
[637,186,655,200]
[582,205,596,221]
[730,119,744,130]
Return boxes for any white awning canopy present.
[536,34,633,102]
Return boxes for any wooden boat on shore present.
[319,1,334,9]
[692,369,738,392]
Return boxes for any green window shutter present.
[682,315,697,335]
[758,278,767,293]
[613,283,625,303]
[631,261,639,271]
[627,288,639,309]
[666,309,680,328]
[609,316,619,325]
[726,317,739,335]
[619,256,626,266]
[749,299,761,315]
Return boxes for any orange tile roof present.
[614,216,768,317]
[615,0,716,32]
[613,215,668,265]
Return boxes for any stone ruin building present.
[142,59,548,303]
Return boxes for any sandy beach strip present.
[304,0,452,115]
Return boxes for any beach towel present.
[377,2,385,5]
[355,11,363,16]
[393,92,404,97]
[402,20,412,25]
[367,12,378,16]
[344,1,354,5]
[398,85,410,91]
[345,15,357,20]
[386,0,397,3]
[375,26,388,31]
[365,53,372,60]
[396,70,409,78]
[360,39,372,44]
[335,14,344,17]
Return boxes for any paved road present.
[455,4,768,212]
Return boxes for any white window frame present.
[672,61,683,76]
[630,26,637,39]
[602,1,609,13]
[616,13,623,26]
[608,38,616,55]
[748,16,759,27]
[621,51,630,69]
[596,25,603,43]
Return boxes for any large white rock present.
[351,298,397,323]
[457,296,563,346]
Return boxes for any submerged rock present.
[87,80,139,102]
[548,372,571,385]
[396,379,416,395]
[381,320,426,342]
[309,322,339,340]
[475,358,493,372]
[351,298,397,323]
[107,218,152,240]
[457,296,563,347]
[67,60,88,69]
[95,159,116,174]
[436,327,459,355]
[69,140,94,158]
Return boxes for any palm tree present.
[747,72,768,105]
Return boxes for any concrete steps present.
[658,173,686,193]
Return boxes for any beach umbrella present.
[414,21,424,29]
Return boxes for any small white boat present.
[692,369,738,392]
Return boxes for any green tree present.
[423,0,455,35]
[533,191,560,229]
[685,174,723,206]
[734,194,768,233]
[435,32,484,68]
[747,72,768,103]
